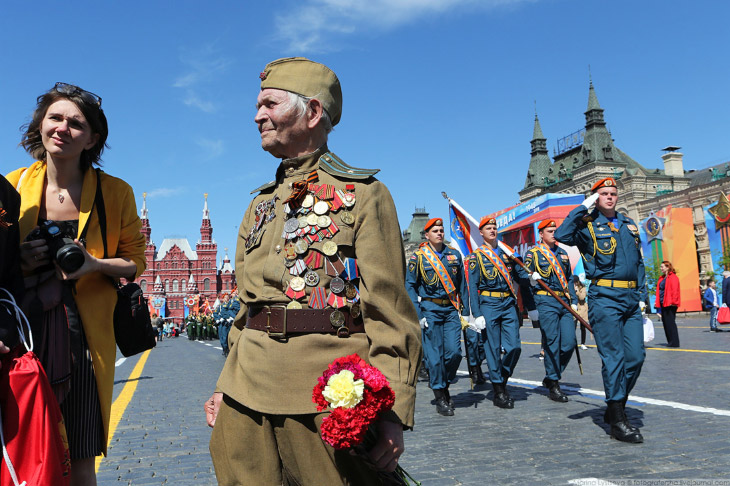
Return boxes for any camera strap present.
[81,169,108,259]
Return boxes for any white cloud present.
[173,44,232,112]
[146,187,186,198]
[196,138,225,159]
[274,0,535,52]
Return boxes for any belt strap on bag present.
[479,291,511,298]
[246,306,364,339]
[592,279,637,289]
[536,290,566,297]
[422,297,451,306]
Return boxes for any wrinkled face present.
[596,187,618,212]
[40,99,98,163]
[480,224,498,244]
[424,225,444,246]
[541,226,557,246]
[254,88,309,158]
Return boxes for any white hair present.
[282,91,334,134]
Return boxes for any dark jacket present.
[0,176,23,347]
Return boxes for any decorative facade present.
[135,194,236,322]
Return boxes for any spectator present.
[722,270,730,306]
[703,280,720,332]
[573,276,590,349]
[655,261,680,347]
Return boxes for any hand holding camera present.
[22,221,98,280]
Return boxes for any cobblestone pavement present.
[98,316,730,485]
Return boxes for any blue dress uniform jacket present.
[467,246,522,384]
[555,205,647,402]
[405,244,468,390]
[518,244,578,381]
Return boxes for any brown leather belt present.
[246,305,364,338]
[422,297,451,306]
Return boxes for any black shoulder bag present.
[93,170,156,357]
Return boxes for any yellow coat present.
[6,161,146,455]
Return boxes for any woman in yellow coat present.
[6,83,145,486]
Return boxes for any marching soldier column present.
[519,219,577,402]
[555,178,647,443]
[406,218,470,416]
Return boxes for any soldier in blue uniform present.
[554,177,646,443]
[405,218,469,416]
[217,293,240,357]
[468,216,522,409]
[520,219,577,402]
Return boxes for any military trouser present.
[420,301,462,390]
[219,323,231,352]
[210,395,382,486]
[464,327,486,366]
[588,285,645,402]
[477,295,521,384]
[535,294,576,381]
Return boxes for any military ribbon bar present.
[308,287,327,309]
[327,291,347,309]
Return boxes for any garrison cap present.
[479,216,497,229]
[259,57,343,126]
[538,219,556,231]
[424,218,443,232]
[591,177,617,192]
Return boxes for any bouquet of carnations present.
[312,354,420,486]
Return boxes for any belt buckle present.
[265,305,288,338]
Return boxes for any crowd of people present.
[0,58,723,485]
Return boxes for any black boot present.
[444,385,455,408]
[433,389,454,416]
[492,383,514,409]
[468,365,480,384]
[605,401,643,443]
[418,363,429,382]
[474,366,487,385]
[543,378,569,403]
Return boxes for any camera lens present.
[56,244,85,273]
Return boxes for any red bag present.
[718,306,730,325]
[0,289,70,486]
[0,349,71,486]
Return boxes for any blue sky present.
[1,0,728,265]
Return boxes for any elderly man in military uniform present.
[405,218,469,416]
[468,217,522,409]
[204,57,421,485]
[520,219,577,403]
[555,177,646,443]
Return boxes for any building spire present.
[585,79,606,129]
[141,192,148,219]
[525,105,552,189]
[203,193,210,220]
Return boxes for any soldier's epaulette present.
[582,208,599,223]
[250,180,276,194]
[318,152,380,180]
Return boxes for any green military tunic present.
[215,146,421,427]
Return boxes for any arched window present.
[173,279,179,292]
[140,280,147,293]
[204,278,211,291]
[165,279,170,292]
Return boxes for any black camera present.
[27,220,85,273]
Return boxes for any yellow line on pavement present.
[95,350,152,473]
[521,341,730,354]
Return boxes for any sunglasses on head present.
[53,82,102,108]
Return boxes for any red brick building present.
[135,194,236,323]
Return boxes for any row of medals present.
[279,191,358,331]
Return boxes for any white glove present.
[722,303,728,308]
[571,304,578,312]
[528,310,539,321]
[529,272,542,287]
[474,316,486,331]
[639,301,646,312]
[467,320,479,333]
[582,192,600,209]
[419,317,428,329]
[227,317,234,323]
